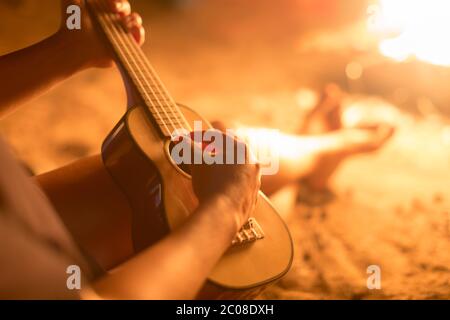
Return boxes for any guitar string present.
[92,0,175,136]
[118,22,192,131]
[97,0,191,134]
[91,1,171,136]
[115,8,193,132]
[94,0,178,135]
[104,1,192,132]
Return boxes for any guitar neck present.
[88,0,190,137]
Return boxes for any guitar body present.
[101,104,293,299]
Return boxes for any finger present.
[187,136,206,167]
[129,26,145,46]
[125,13,145,45]
[125,12,143,27]
[211,121,227,132]
[232,139,255,164]
[110,0,131,16]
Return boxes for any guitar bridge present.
[232,218,264,245]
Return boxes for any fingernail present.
[115,1,123,11]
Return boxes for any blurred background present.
[0,0,449,299]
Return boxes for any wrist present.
[197,194,242,238]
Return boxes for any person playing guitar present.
[0,0,393,299]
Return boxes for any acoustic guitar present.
[88,0,293,299]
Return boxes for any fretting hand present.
[59,0,145,68]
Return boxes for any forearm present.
[0,31,86,117]
[87,196,238,300]
[37,156,239,299]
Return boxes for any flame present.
[370,0,450,66]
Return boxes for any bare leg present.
[298,84,345,191]
[212,85,395,196]
[259,125,394,195]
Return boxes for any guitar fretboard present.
[88,0,191,137]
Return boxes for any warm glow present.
[370,0,450,66]
[237,127,330,162]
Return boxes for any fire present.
[369,0,450,67]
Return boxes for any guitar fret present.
[91,0,192,137]
[153,114,183,120]
[155,121,184,129]
[139,82,165,91]
[127,70,170,98]
[149,110,183,119]
[144,97,172,103]
[154,117,185,124]
[147,106,181,115]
